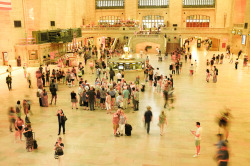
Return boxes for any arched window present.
[96,0,124,9]
[99,16,121,26]
[142,15,164,29]
[186,15,210,27]
[183,0,215,8]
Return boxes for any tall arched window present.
[99,16,121,25]
[186,15,210,27]
[142,15,164,29]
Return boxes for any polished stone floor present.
[0,46,250,166]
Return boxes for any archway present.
[136,42,160,54]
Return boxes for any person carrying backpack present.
[54,137,64,162]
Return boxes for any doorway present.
[2,52,8,66]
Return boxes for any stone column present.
[169,0,182,28]
[244,0,250,59]
[125,0,137,20]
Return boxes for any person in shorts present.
[100,87,106,110]
[50,85,57,105]
[191,122,202,157]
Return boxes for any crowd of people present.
[5,39,241,165]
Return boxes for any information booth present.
[108,57,145,71]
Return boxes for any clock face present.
[124,46,129,52]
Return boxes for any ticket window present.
[131,63,136,70]
[125,63,130,70]
[118,63,124,70]
[137,62,142,69]
[113,62,118,69]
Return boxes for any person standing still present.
[109,68,115,82]
[56,109,65,135]
[87,87,96,111]
[133,89,139,111]
[113,109,121,137]
[116,71,122,83]
[119,110,127,136]
[144,106,153,134]
[122,87,129,110]
[71,91,78,109]
[50,85,57,105]
[191,122,202,157]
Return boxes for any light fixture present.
[237,30,242,35]
[232,29,236,34]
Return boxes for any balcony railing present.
[134,34,162,38]
[81,26,229,35]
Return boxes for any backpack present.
[169,65,173,70]
[6,77,11,82]
[16,107,20,113]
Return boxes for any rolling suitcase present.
[33,132,38,149]
[125,124,132,136]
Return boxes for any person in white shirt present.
[191,122,202,157]
[116,71,122,83]
[78,85,84,106]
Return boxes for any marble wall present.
[0,0,85,66]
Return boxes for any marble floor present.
[0,46,250,166]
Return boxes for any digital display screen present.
[242,35,246,45]
[118,66,124,70]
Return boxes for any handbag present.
[63,116,67,121]
[36,91,40,97]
